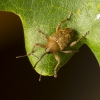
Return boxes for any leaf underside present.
[0,0,100,76]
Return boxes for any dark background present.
[0,11,100,100]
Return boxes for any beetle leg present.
[37,29,49,41]
[56,12,73,32]
[70,31,89,47]
[53,53,61,78]
[60,50,78,53]
[29,43,46,54]
[16,43,46,58]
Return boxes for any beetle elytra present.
[16,12,89,81]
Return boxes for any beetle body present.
[46,28,73,53]
[16,12,89,81]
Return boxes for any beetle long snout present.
[33,52,47,68]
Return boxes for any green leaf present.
[0,0,100,76]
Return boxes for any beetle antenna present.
[33,52,47,68]
[34,52,47,81]
[39,75,42,81]
[39,62,46,81]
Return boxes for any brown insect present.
[16,12,89,81]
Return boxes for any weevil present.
[16,12,89,81]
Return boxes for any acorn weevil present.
[16,12,89,81]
